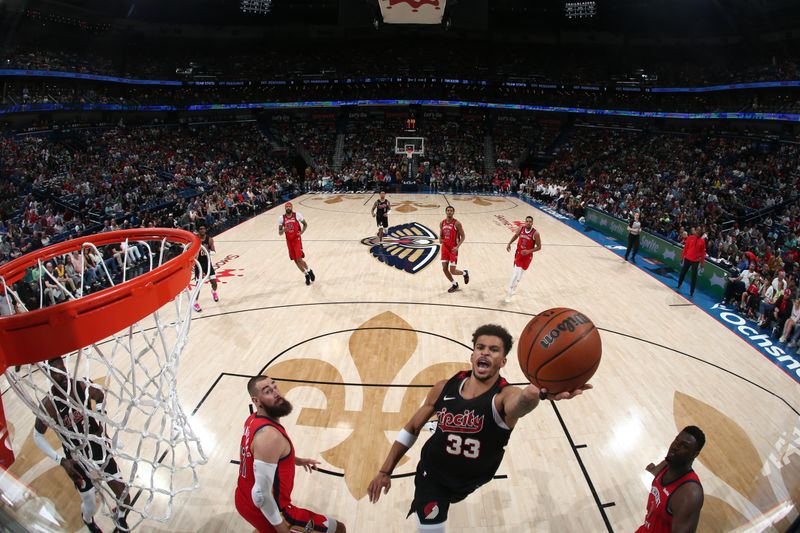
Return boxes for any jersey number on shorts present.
[445,434,481,459]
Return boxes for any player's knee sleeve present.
[80,487,98,523]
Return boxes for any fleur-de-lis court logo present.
[452,196,506,207]
[673,392,800,531]
[391,200,440,213]
[266,312,467,499]
[311,195,369,204]
[361,222,439,274]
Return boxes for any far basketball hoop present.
[394,136,424,157]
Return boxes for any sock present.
[80,488,98,523]
[509,267,523,291]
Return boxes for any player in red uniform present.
[505,216,541,301]
[636,426,705,533]
[367,324,592,532]
[278,202,316,286]
[439,206,469,293]
[235,375,347,533]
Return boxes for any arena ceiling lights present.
[377,0,448,25]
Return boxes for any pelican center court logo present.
[361,222,439,274]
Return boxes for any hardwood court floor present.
[2,193,799,532]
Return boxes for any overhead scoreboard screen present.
[378,0,447,24]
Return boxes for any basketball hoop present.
[0,229,208,531]
[406,146,415,160]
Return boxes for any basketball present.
[517,308,602,393]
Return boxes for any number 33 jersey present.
[420,370,512,489]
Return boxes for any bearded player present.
[235,376,347,533]
[278,202,316,286]
[505,215,541,301]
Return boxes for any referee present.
[625,210,642,262]
[371,190,391,243]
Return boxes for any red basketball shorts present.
[514,253,532,270]
[235,490,336,533]
[286,238,304,261]
[440,245,458,265]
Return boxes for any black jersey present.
[420,371,512,489]
[374,199,390,218]
[50,381,101,453]
[199,233,212,256]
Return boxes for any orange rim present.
[0,228,201,371]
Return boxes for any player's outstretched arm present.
[367,380,445,504]
[500,383,592,427]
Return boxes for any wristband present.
[396,428,418,448]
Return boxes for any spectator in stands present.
[724,262,756,306]
[757,275,784,327]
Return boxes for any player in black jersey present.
[33,357,131,532]
[367,324,592,532]
[194,224,219,312]
[370,191,391,243]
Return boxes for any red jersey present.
[282,213,302,240]
[236,414,296,511]
[515,227,536,258]
[440,218,459,248]
[636,468,702,533]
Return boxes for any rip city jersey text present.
[421,371,512,489]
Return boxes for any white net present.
[1,233,208,531]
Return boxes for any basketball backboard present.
[394,137,424,156]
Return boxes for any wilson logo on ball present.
[518,307,602,394]
[539,313,592,349]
